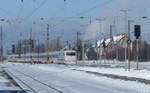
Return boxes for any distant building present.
[86,33,150,61]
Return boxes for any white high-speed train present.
[7,50,77,64]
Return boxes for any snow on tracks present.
[4,68,63,93]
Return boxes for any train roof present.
[7,50,76,57]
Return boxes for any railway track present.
[4,68,63,93]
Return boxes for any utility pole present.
[19,33,22,58]
[46,24,50,63]
[110,25,113,60]
[120,10,128,33]
[57,36,60,51]
[96,18,105,62]
[66,40,69,49]
[102,39,106,63]
[23,43,26,62]
[18,41,21,58]
[110,25,113,38]
[30,28,33,62]
[120,9,128,71]
[77,32,79,60]
[136,39,139,70]
[127,20,131,71]
[148,45,150,61]
[128,20,131,41]
[90,16,92,24]
[0,26,3,63]
[134,25,141,70]
[81,41,85,60]
[37,39,40,63]
[99,20,102,61]
[60,32,64,49]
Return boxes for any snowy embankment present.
[33,61,150,84]
[1,63,150,93]
[75,63,150,81]
[76,60,150,81]
[5,60,150,81]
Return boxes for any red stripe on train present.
[57,59,77,62]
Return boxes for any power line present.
[23,0,47,21]
[73,0,113,16]
[0,7,14,17]
[17,2,25,19]
[43,0,114,20]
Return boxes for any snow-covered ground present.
[76,61,150,81]
[0,67,21,91]
[78,60,150,70]
[76,65,150,80]
[1,62,150,93]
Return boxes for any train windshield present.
[66,52,76,56]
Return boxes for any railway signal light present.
[0,19,5,21]
[12,45,15,54]
[134,25,141,39]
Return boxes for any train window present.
[66,52,76,56]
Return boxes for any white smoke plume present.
[84,7,115,41]
[84,0,150,41]
[84,21,102,40]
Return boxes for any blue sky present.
[0,0,106,18]
[0,0,150,22]
[0,0,113,42]
[0,0,150,50]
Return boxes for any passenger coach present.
[7,50,77,64]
